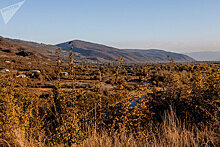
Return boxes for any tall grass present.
[1,106,218,147]
[79,107,218,147]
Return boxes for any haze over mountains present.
[185,51,220,61]
[0,36,196,63]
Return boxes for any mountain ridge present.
[57,40,195,63]
[124,49,194,62]
[0,36,195,63]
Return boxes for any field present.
[0,54,219,147]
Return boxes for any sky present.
[0,0,220,53]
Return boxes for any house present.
[16,74,26,78]
[31,70,41,78]
[1,69,10,72]
[61,72,68,76]
[5,61,11,63]
[61,72,69,78]
[32,70,41,73]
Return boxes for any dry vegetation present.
[0,49,219,147]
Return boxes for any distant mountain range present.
[185,51,220,61]
[56,40,195,63]
[124,49,194,62]
[0,36,195,63]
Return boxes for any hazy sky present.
[0,0,220,53]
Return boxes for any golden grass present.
[79,107,218,147]
[2,107,217,147]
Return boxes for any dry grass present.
[1,107,218,147]
[0,129,46,147]
[78,107,218,147]
[3,107,216,147]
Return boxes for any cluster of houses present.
[1,67,69,79]
[1,60,70,79]
[0,69,41,78]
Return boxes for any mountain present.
[0,37,72,63]
[185,51,220,61]
[5,38,59,59]
[124,49,195,62]
[56,40,159,63]
[57,40,195,63]
[0,36,48,61]
[0,36,195,63]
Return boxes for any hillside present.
[5,38,60,59]
[124,49,195,62]
[57,40,159,63]
[0,36,195,63]
[57,40,195,63]
[0,36,60,62]
[0,37,44,61]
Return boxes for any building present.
[31,70,41,78]
[16,74,27,78]
[61,72,69,79]
[61,72,68,76]
[32,70,41,73]
[5,61,11,63]
[1,69,10,72]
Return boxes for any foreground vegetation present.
[0,54,219,146]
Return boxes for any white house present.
[61,72,68,76]
[32,70,41,73]
[1,69,10,72]
[5,61,11,63]
[16,74,27,78]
